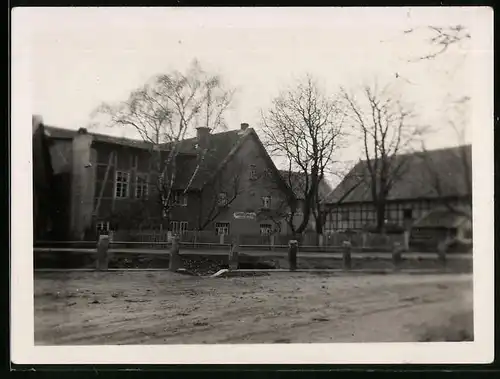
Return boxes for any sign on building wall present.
[233,212,257,220]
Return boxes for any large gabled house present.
[323,145,472,245]
[39,120,294,241]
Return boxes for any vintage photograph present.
[12,6,494,364]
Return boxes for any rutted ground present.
[34,272,473,345]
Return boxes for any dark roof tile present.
[44,126,156,150]
[278,170,332,200]
[325,145,472,204]
[44,124,251,190]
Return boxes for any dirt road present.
[34,272,473,345]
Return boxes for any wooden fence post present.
[96,234,110,271]
[342,240,352,270]
[437,240,447,268]
[169,235,182,271]
[392,241,403,271]
[288,240,298,271]
[229,236,240,270]
[403,230,410,252]
[362,232,367,248]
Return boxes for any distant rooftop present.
[325,145,472,204]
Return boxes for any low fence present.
[100,229,409,248]
[34,236,471,273]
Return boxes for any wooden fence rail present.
[34,238,471,273]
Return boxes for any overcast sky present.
[20,7,491,184]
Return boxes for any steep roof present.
[278,170,332,200]
[167,129,248,189]
[325,145,472,204]
[42,123,291,194]
[44,126,156,150]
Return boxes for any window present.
[215,222,230,236]
[135,173,149,199]
[340,208,350,221]
[170,221,188,234]
[114,171,130,198]
[218,192,228,206]
[403,208,413,220]
[249,165,257,180]
[96,221,110,235]
[261,196,272,209]
[260,223,272,236]
[172,191,188,206]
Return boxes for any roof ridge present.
[355,144,471,164]
[325,143,472,204]
[45,125,147,142]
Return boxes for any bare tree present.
[342,82,427,232]
[404,24,472,220]
[421,96,472,219]
[261,162,303,237]
[261,75,346,241]
[404,24,471,62]
[92,59,234,229]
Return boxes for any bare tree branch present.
[91,59,235,231]
[420,97,472,219]
[261,75,346,237]
[341,81,427,232]
[406,24,471,62]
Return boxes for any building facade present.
[42,121,294,241]
[33,115,55,240]
[323,145,472,239]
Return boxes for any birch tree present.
[92,59,234,228]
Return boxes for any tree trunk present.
[376,201,386,233]
[315,214,324,247]
[295,201,312,234]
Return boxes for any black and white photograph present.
[11,6,493,365]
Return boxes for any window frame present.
[135,173,149,199]
[339,208,350,221]
[261,195,272,209]
[259,223,272,236]
[114,170,130,199]
[249,164,257,180]
[96,221,110,234]
[170,221,188,234]
[172,191,188,206]
[403,208,413,220]
[215,222,230,236]
[217,192,228,207]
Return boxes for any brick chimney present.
[196,126,211,150]
[240,123,249,131]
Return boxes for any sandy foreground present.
[34,271,473,345]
